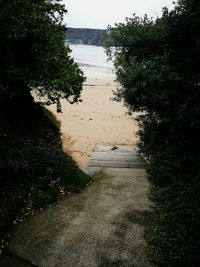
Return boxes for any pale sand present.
[48,78,139,167]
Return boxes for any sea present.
[69,44,114,79]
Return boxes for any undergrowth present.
[0,94,91,244]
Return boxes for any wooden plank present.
[91,154,140,161]
[89,145,147,169]
[92,151,138,157]
[90,159,146,165]
[90,159,146,167]
[94,149,137,153]
[89,161,146,168]
[94,145,136,153]
[91,158,146,164]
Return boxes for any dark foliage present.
[0,0,90,243]
[0,94,90,239]
[105,0,200,266]
[0,0,85,107]
[66,27,105,46]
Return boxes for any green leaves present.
[105,1,200,266]
[0,0,84,106]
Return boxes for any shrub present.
[0,95,90,239]
[105,0,200,265]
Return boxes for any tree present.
[105,0,200,266]
[0,0,90,242]
[0,0,84,110]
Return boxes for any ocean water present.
[69,44,114,79]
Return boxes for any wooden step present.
[89,145,147,169]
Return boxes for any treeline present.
[105,0,200,266]
[65,27,105,46]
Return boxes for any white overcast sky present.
[62,0,175,29]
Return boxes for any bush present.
[105,0,200,265]
[0,94,90,239]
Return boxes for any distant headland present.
[65,27,106,46]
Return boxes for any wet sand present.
[48,78,139,167]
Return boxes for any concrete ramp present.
[7,145,154,267]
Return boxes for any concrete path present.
[7,146,154,267]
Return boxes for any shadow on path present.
[6,146,155,267]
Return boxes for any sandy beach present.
[48,78,139,167]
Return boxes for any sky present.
[62,0,176,29]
